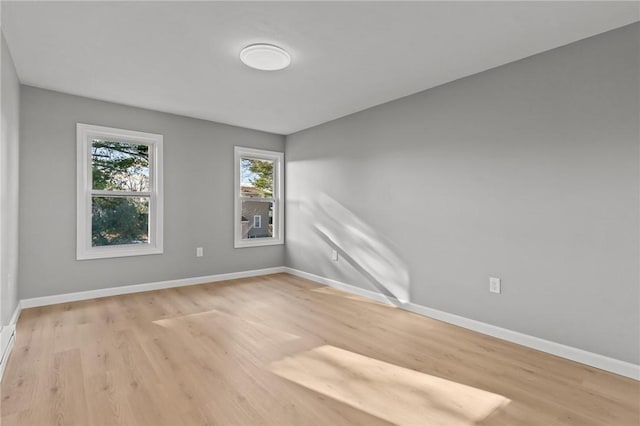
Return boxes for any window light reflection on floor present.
[270,345,510,426]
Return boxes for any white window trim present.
[234,146,284,248]
[76,123,164,260]
[253,215,261,229]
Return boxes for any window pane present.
[92,196,149,246]
[240,157,274,198]
[241,200,273,239]
[92,140,150,191]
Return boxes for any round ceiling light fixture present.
[240,43,291,71]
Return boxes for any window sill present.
[77,246,163,260]
[234,239,284,249]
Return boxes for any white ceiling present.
[2,1,638,135]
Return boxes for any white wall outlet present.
[196,247,204,257]
[331,249,339,261]
[489,277,501,294]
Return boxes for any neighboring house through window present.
[76,123,163,259]
[234,146,283,247]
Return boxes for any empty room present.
[0,1,639,425]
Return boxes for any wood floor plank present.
[1,273,638,425]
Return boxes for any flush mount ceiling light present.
[240,44,291,71]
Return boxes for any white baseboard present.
[284,267,640,381]
[0,330,16,382]
[20,266,287,309]
[0,304,21,382]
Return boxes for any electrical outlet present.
[331,249,339,261]
[489,277,501,294]
[196,247,204,257]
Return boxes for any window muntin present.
[77,124,163,259]
[234,147,283,248]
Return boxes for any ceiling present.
[2,1,638,135]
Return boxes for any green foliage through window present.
[92,140,149,191]
[91,140,150,246]
[241,158,274,197]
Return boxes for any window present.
[77,123,163,260]
[234,146,283,248]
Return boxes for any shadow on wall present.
[302,193,411,305]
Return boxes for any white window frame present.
[76,123,163,260]
[234,146,284,248]
[253,215,261,229]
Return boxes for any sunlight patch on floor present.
[270,345,510,426]
[152,309,222,327]
[153,309,301,342]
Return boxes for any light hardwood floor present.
[1,273,638,425]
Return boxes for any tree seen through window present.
[91,140,150,246]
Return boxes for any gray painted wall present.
[19,86,285,299]
[1,32,20,325]
[285,24,640,364]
